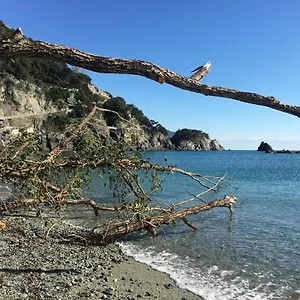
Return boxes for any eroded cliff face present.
[0,76,50,126]
[0,76,52,145]
[0,75,223,151]
[0,75,171,150]
[117,121,173,150]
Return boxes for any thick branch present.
[92,195,237,244]
[0,34,299,117]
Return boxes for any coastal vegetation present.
[0,24,241,243]
[3,21,299,242]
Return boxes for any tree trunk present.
[0,30,299,118]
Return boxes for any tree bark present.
[0,32,299,118]
[91,196,237,244]
[190,61,211,81]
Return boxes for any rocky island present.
[257,141,274,153]
[257,141,300,154]
[171,128,223,151]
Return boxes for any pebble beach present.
[0,215,203,300]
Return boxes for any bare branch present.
[182,216,199,230]
[173,172,227,207]
[91,195,237,244]
[0,196,117,216]
[0,31,299,117]
[190,61,211,81]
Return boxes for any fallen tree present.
[90,196,237,244]
[0,101,232,243]
[5,26,293,243]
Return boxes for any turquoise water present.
[2,150,299,298]
[62,150,300,299]
[118,151,300,300]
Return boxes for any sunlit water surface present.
[67,151,300,300]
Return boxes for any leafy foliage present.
[171,128,210,146]
[127,104,167,134]
[101,97,168,134]
[103,97,130,126]
[0,109,162,214]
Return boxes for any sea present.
[80,150,300,299]
[116,151,300,300]
[4,150,300,299]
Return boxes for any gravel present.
[0,215,203,300]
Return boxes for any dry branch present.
[190,61,211,81]
[0,197,117,216]
[91,195,237,244]
[0,29,299,117]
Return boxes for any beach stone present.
[164,283,174,289]
[0,240,9,250]
[103,288,113,295]
[0,215,204,300]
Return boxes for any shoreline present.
[0,215,203,299]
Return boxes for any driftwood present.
[0,28,299,118]
[90,196,237,244]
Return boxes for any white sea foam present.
[118,242,276,300]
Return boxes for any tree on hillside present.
[172,129,210,147]
[1,27,297,244]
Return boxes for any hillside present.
[0,21,223,151]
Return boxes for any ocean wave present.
[118,241,277,300]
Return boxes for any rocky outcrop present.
[87,83,111,101]
[171,129,224,151]
[257,142,300,154]
[275,150,300,154]
[174,138,223,151]
[0,75,171,150]
[257,141,274,153]
[0,76,50,127]
[275,149,293,154]
[116,121,173,150]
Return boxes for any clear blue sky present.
[2,0,300,149]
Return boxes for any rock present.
[257,141,274,152]
[276,149,293,154]
[171,129,224,151]
[164,283,174,289]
